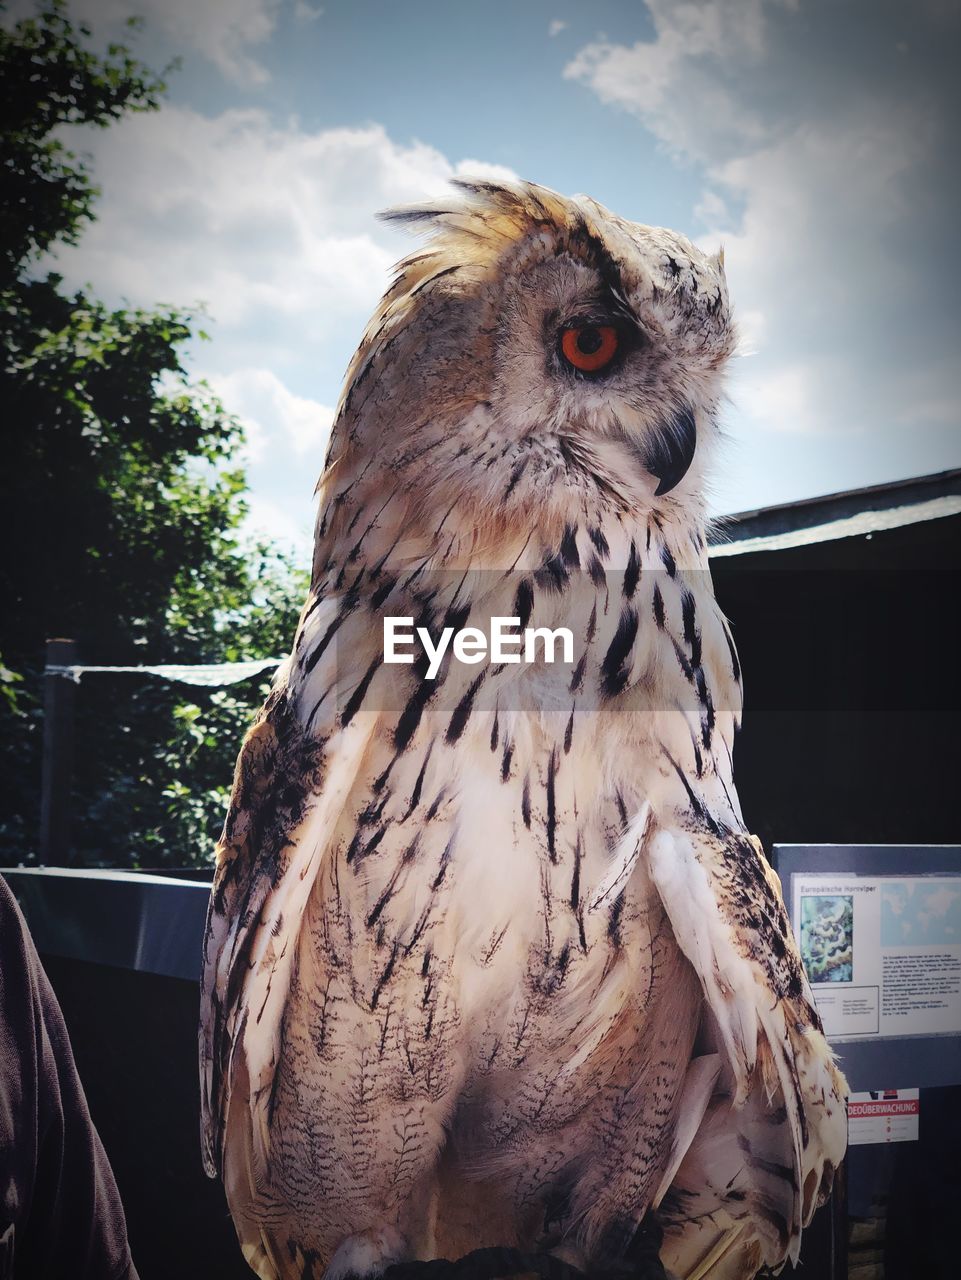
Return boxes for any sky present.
[15,0,961,558]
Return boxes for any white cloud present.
[549,20,568,38]
[245,490,315,555]
[733,362,811,434]
[564,0,789,159]
[206,367,334,463]
[41,0,284,84]
[455,159,523,184]
[50,108,516,368]
[707,107,931,436]
[152,0,281,83]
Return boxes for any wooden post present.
[39,638,77,865]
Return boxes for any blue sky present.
[18,0,961,556]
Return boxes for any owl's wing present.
[199,662,377,1182]
[646,812,847,1278]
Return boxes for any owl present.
[200,179,847,1280]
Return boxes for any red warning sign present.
[848,1089,919,1144]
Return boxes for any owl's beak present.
[645,406,697,496]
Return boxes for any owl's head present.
[322,178,735,554]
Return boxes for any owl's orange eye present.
[560,324,619,373]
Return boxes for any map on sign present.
[881,881,961,948]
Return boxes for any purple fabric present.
[0,875,138,1280]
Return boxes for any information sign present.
[791,872,961,1041]
[772,846,961,1092]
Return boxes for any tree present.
[0,2,307,867]
[0,0,165,280]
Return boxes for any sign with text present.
[848,1088,920,1145]
[791,873,961,1041]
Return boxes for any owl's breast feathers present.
[199,508,845,1280]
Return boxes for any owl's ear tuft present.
[377,200,461,232]
[378,176,522,230]
[449,176,508,199]
[714,245,726,273]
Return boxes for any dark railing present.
[6,866,210,982]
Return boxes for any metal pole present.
[39,637,76,865]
